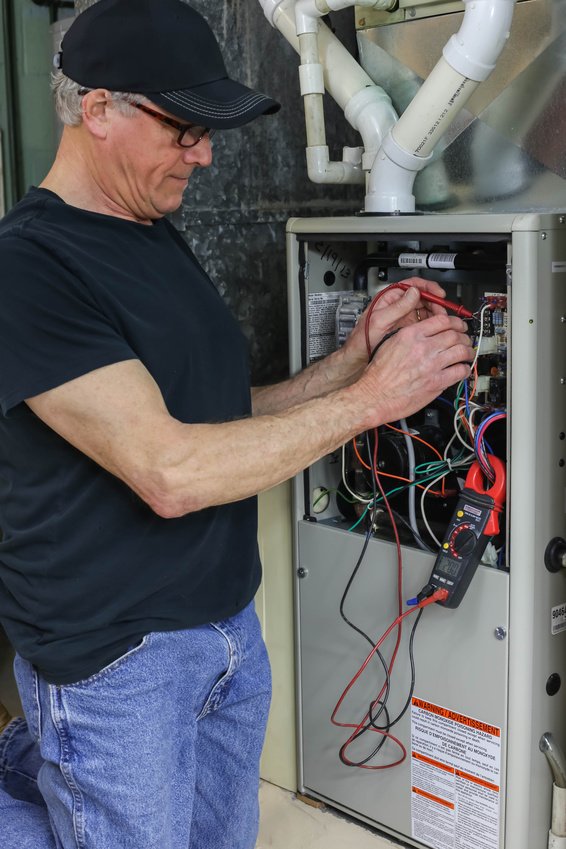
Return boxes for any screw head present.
[542,232,548,240]
[297,567,308,579]
[560,216,565,225]
[408,7,416,16]
[495,626,507,640]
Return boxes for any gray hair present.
[51,70,149,126]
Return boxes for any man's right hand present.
[351,312,474,430]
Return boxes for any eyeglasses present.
[130,102,215,148]
[77,90,215,148]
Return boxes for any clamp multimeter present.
[427,456,506,608]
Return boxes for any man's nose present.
[182,135,213,167]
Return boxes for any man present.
[0,1,473,847]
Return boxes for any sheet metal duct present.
[357,0,566,212]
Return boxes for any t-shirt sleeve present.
[0,236,138,415]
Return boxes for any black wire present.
[368,608,424,731]
[339,608,424,767]
[337,431,395,768]
[380,507,436,553]
[338,432,428,767]
[338,705,391,767]
[337,430,395,765]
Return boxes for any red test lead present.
[397,282,474,319]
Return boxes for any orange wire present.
[469,362,479,401]
[384,422,445,496]
[384,423,443,462]
[351,439,445,497]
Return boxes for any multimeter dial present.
[449,525,477,558]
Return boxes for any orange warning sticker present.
[412,697,501,737]
[411,697,501,849]
[412,786,455,810]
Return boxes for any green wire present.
[312,487,360,509]
[347,505,370,532]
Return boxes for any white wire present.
[471,303,490,373]
[420,470,452,549]
[399,418,428,552]
[452,407,474,452]
[341,444,373,505]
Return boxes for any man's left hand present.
[342,277,449,369]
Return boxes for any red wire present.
[331,590,447,769]
[332,281,447,769]
[332,428,406,769]
[364,285,403,358]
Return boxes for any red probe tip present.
[397,283,474,319]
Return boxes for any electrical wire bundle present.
[328,286,507,770]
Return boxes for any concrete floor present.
[257,781,402,849]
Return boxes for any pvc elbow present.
[295,0,321,34]
[344,86,398,168]
[306,146,365,184]
[443,0,516,81]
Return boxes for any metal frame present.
[287,211,566,849]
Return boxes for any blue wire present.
[475,412,506,475]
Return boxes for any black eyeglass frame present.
[77,89,215,148]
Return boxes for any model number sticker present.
[551,602,566,635]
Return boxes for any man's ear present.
[80,89,113,139]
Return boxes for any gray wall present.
[75,0,362,384]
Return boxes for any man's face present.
[104,98,214,222]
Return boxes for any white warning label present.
[307,291,348,362]
[411,697,501,849]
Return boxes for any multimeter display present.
[427,490,496,608]
[435,556,461,578]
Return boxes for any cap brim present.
[146,77,280,129]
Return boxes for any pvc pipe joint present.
[365,130,432,213]
[344,85,398,166]
[259,0,286,27]
[443,0,516,81]
[299,63,325,95]
[324,0,397,10]
[381,129,432,173]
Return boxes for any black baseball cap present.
[55,0,281,129]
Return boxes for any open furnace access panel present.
[287,213,566,849]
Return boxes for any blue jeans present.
[0,602,271,849]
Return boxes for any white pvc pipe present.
[295,0,395,33]
[551,785,566,841]
[367,0,516,212]
[392,59,479,159]
[298,30,364,183]
[259,0,397,185]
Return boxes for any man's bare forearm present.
[252,344,363,416]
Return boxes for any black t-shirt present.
[0,188,261,684]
